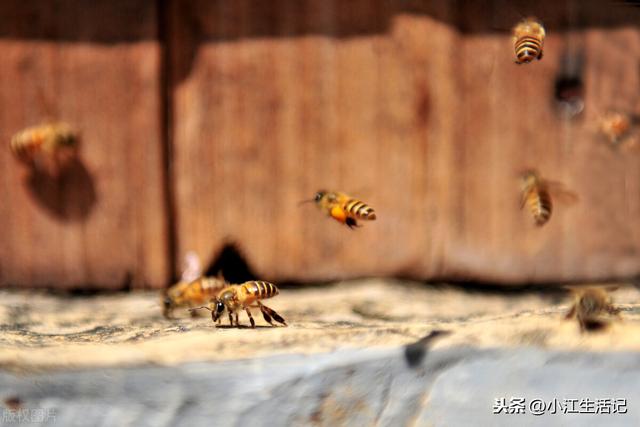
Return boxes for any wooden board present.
[169,0,640,283]
[0,0,169,289]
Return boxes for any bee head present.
[60,134,77,147]
[314,191,326,203]
[521,170,539,186]
[211,299,226,322]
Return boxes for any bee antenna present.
[297,199,315,206]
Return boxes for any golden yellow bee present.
[305,190,377,229]
[10,122,79,170]
[512,17,545,64]
[598,111,633,146]
[520,170,576,227]
[565,287,621,332]
[162,251,227,319]
[163,276,227,319]
[191,281,287,328]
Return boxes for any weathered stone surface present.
[0,280,639,426]
[1,348,639,426]
[1,280,639,371]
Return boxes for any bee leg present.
[578,316,587,332]
[258,302,287,326]
[228,312,234,326]
[345,217,359,229]
[257,305,274,326]
[234,313,240,327]
[564,304,576,320]
[245,308,256,328]
[607,305,622,317]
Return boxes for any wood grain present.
[2,1,640,288]
[0,0,169,289]
[169,0,640,283]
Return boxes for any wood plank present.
[169,0,640,283]
[0,0,169,289]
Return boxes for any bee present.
[564,287,621,332]
[598,111,635,147]
[191,281,287,328]
[162,251,227,319]
[303,190,376,229]
[10,122,79,170]
[163,276,227,319]
[520,170,576,227]
[512,17,545,64]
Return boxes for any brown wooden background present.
[1,0,639,289]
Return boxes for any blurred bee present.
[162,251,227,319]
[191,281,287,328]
[302,190,376,229]
[597,111,638,148]
[520,170,577,227]
[512,17,545,64]
[564,286,621,332]
[10,122,79,172]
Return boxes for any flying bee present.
[520,170,577,227]
[10,122,79,172]
[564,286,621,332]
[512,17,545,64]
[191,281,287,328]
[597,111,638,148]
[302,190,376,229]
[162,251,227,319]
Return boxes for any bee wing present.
[619,134,640,152]
[181,251,202,282]
[544,181,579,205]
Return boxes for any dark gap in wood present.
[204,243,258,284]
[157,0,178,285]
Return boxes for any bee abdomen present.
[528,190,552,226]
[344,199,376,220]
[10,131,39,161]
[515,36,542,63]
[247,281,279,299]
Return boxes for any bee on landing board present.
[10,122,79,173]
[564,286,621,332]
[520,170,577,227]
[163,276,228,319]
[302,190,377,229]
[512,17,545,64]
[162,251,227,319]
[191,281,287,328]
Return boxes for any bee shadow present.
[215,324,277,329]
[24,157,97,222]
[581,320,610,332]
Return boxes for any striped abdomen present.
[515,36,543,63]
[10,129,45,162]
[199,277,226,294]
[343,199,376,221]
[526,188,552,226]
[243,281,279,300]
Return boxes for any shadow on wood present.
[24,158,97,222]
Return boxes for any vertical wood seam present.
[157,0,177,285]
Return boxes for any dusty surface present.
[1,279,639,372]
